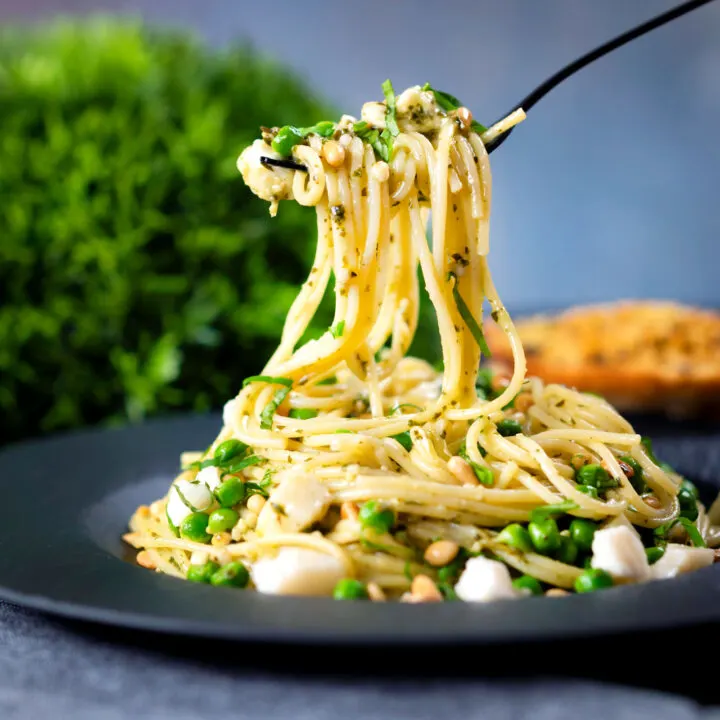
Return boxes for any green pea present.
[556,535,579,565]
[570,519,597,553]
[646,546,665,565]
[271,125,304,156]
[391,432,413,451]
[678,481,699,521]
[207,508,239,534]
[496,419,522,437]
[512,575,543,596]
[619,456,646,493]
[574,568,613,593]
[496,523,533,553]
[333,578,369,600]
[180,512,211,543]
[310,121,336,137]
[210,561,250,588]
[358,500,396,533]
[528,517,561,555]
[576,464,616,489]
[288,408,319,420]
[214,438,247,463]
[214,477,245,508]
[187,561,219,583]
[576,484,599,499]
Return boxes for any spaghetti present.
[125,83,718,602]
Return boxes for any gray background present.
[2,0,719,310]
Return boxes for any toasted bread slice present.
[485,301,720,418]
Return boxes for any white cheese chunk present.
[196,465,222,492]
[256,473,330,536]
[236,139,294,204]
[166,479,213,527]
[650,544,715,579]
[591,525,650,583]
[223,398,238,428]
[360,101,387,128]
[251,548,345,596]
[454,556,519,603]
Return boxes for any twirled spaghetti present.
[125,83,718,602]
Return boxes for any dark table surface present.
[3,598,720,720]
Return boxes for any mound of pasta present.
[125,82,719,603]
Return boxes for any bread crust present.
[486,301,720,418]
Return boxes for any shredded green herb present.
[316,376,337,386]
[530,501,579,524]
[458,449,494,486]
[382,78,400,138]
[390,403,423,415]
[225,454,265,474]
[391,432,413,452]
[331,320,345,338]
[449,274,491,357]
[243,375,293,388]
[654,517,706,548]
[353,120,393,162]
[260,387,290,429]
[421,83,487,133]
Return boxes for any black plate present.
[1,413,720,646]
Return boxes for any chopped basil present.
[225,454,264,474]
[271,121,336,156]
[529,501,579,524]
[450,273,491,357]
[391,432,413,451]
[421,83,487,133]
[288,408,319,420]
[382,78,400,137]
[654,517,706,548]
[389,403,423,415]
[316,375,337,385]
[243,375,293,388]
[458,449,494,486]
[173,484,200,513]
[260,387,290,429]
[331,320,345,338]
[353,120,393,162]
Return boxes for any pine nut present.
[247,494,266,514]
[456,106,473,128]
[571,453,589,470]
[341,501,359,521]
[244,511,258,528]
[491,374,510,393]
[410,574,443,602]
[618,460,635,479]
[545,588,569,597]
[136,551,155,570]
[643,495,662,509]
[322,140,346,168]
[231,522,246,541]
[212,532,231,546]
[367,582,386,602]
[424,540,460,567]
[448,455,479,486]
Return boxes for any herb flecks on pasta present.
[125,83,718,602]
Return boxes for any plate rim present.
[2,413,720,646]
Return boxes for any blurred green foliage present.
[0,18,440,445]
